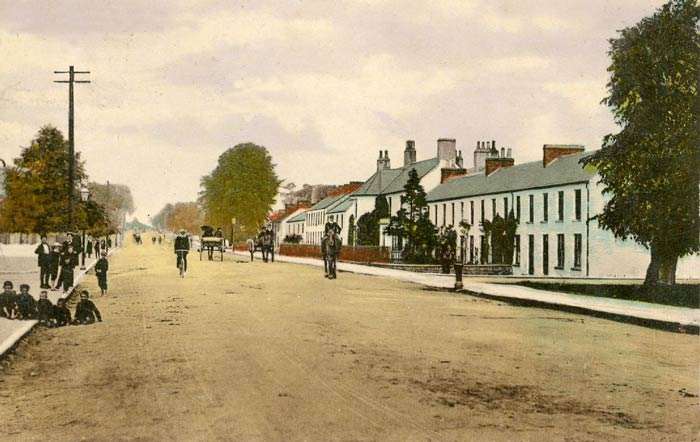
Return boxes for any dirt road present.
[1,235,697,441]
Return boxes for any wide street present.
[0,234,697,442]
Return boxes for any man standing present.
[34,235,51,289]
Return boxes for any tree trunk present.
[659,256,677,285]
[645,243,678,285]
[643,243,661,286]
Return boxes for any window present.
[542,235,549,276]
[470,201,474,225]
[514,235,520,266]
[504,197,509,218]
[388,197,392,214]
[516,196,521,221]
[460,202,464,223]
[480,235,485,264]
[574,234,582,269]
[469,235,475,264]
[556,234,565,268]
[442,204,446,226]
[575,189,582,221]
[528,195,534,223]
[434,205,438,224]
[492,198,496,219]
[481,200,485,223]
[451,202,455,226]
[558,191,564,221]
[542,193,548,222]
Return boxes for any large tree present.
[152,203,175,230]
[165,202,203,234]
[582,0,700,285]
[0,125,87,233]
[386,169,437,263]
[88,182,135,232]
[199,143,280,240]
[356,195,389,246]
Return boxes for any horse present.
[260,232,274,263]
[321,232,341,279]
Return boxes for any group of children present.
[0,281,102,326]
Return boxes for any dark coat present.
[174,235,190,252]
[34,242,51,267]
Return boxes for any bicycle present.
[176,250,188,278]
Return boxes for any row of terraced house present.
[268,138,699,279]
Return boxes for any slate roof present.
[353,157,441,196]
[327,198,353,214]
[288,211,307,223]
[427,152,597,202]
[306,193,346,212]
[352,168,402,196]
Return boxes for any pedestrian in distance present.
[86,236,93,259]
[34,235,52,289]
[53,298,71,327]
[49,243,61,290]
[15,284,37,320]
[93,238,100,258]
[72,290,102,325]
[37,290,54,327]
[0,281,17,319]
[95,251,109,295]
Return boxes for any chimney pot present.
[379,150,383,158]
[477,141,481,149]
[507,148,512,158]
[492,140,496,149]
[501,147,505,158]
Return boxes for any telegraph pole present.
[54,66,90,230]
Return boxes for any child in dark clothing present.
[95,252,109,295]
[15,284,37,320]
[0,280,17,319]
[37,290,54,327]
[49,243,61,291]
[57,246,77,293]
[53,298,71,327]
[73,291,102,325]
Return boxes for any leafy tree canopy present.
[165,202,203,234]
[0,125,87,233]
[581,0,700,284]
[199,143,280,240]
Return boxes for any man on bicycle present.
[174,229,190,273]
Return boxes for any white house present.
[426,145,700,279]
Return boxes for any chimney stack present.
[437,138,457,163]
[377,150,391,171]
[542,144,585,167]
[404,140,417,167]
[485,156,515,176]
[500,147,505,158]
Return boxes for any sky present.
[0,0,666,223]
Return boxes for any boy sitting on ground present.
[53,298,71,327]
[72,290,102,325]
[15,284,38,320]
[37,290,54,327]
[0,281,17,319]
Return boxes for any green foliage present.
[75,200,111,235]
[356,195,390,246]
[356,212,379,246]
[386,169,437,263]
[581,0,700,284]
[435,225,457,271]
[0,125,87,233]
[199,143,280,241]
[283,233,303,244]
[481,212,518,265]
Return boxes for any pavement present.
[0,244,118,357]
[237,251,700,332]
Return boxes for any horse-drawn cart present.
[200,236,224,261]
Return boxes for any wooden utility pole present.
[54,66,90,230]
